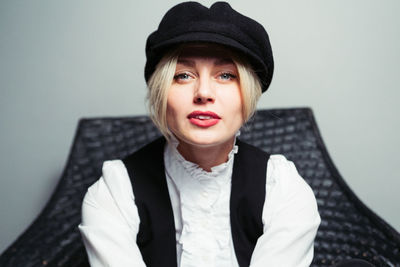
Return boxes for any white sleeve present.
[250,155,321,267]
[78,160,146,267]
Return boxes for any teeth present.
[196,115,212,120]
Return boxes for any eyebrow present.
[177,58,234,67]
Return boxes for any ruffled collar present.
[166,133,239,180]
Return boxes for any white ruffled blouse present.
[79,138,321,267]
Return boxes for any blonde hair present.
[147,46,262,140]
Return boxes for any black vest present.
[122,137,270,267]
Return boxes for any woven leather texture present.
[1,108,399,267]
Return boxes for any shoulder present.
[267,154,312,193]
[264,154,320,224]
[89,159,133,199]
[82,159,138,227]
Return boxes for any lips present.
[187,111,221,127]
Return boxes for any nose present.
[193,76,215,104]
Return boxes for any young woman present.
[79,2,322,266]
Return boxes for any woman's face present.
[166,46,244,149]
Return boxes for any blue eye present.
[174,73,191,81]
[219,73,237,80]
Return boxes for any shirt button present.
[202,191,208,198]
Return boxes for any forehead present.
[177,43,236,63]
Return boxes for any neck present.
[176,137,235,172]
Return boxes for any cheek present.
[221,87,243,116]
[166,87,189,126]
[167,88,181,116]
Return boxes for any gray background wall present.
[1,0,399,254]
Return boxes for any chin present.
[180,133,235,148]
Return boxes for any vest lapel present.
[123,137,178,267]
[230,139,269,267]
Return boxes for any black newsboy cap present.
[145,1,274,93]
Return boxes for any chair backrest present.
[1,108,399,267]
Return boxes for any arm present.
[250,155,321,267]
[78,160,146,267]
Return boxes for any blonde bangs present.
[147,50,180,140]
[233,59,262,122]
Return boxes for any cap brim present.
[153,31,266,71]
[148,31,271,92]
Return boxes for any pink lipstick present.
[187,111,221,127]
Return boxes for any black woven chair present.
[1,108,399,267]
